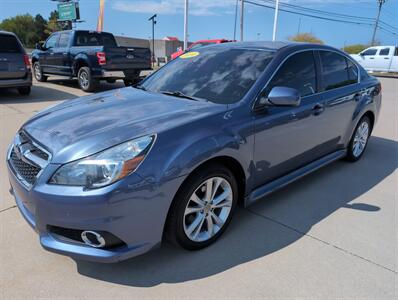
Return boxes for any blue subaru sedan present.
[7,42,381,262]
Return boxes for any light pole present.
[272,0,280,41]
[148,14,157,66]
[240,0,244,41]
[184,0,189,50]
[371,0,386,46]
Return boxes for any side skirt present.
[244,150,347,207]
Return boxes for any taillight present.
[23,54,31,69]
[96,52,106,65]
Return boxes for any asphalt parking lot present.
[0,77,397,299]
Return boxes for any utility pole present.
[240,0,244,41]
[297,18,301,35]
[371,0,386,46]
[272,0,280,41]
[148,14,157,66]
[184,0,189,50]
[233,0,238,40]
[97,0,105,32]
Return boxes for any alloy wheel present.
[79,71,89,89]
[352,121,369,157]
[183,177,233,242]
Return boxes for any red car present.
[171,39,234,60]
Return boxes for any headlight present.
[49,135,155,188]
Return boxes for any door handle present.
[384,57,389,59]
[312,103,325,116]
[369,57,374,59]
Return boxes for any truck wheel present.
[33,62,47,82]
[78,67,98,92]
[17,86,31,95]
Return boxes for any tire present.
[17,86,31,95]
[166,164,238,250]
[77,67,98,92]
[33,62,47,82]
[346,115,371,162]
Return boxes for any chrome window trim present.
[252,48,361,111]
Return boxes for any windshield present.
[142,47,275,104]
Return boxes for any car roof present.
[0,30,17,37]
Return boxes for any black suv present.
[0,31,32,95]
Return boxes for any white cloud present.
[112,0,236,16]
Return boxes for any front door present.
[41,33,59,73]
[253,50,333,188]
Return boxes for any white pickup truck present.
[351,46,398,73]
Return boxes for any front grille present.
[9,149,41,185]
[8,131,51,188]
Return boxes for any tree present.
[0,14,38,47]
[288,32,324,45]
[342,44,368,54]
[45,10,63,35]
[34,14,48,43]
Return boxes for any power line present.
[244,0,398,38]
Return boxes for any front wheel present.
[346,115,371,162]
[77,67,98,92]
[166,164,238,250]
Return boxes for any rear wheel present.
[346,115,371,162]
[166,164,238,250]
[33,62,47,82]
[17,86,31,95]
[77,67,98,92]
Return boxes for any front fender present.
[136,110,254,192]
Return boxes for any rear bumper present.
[0,72,32,88]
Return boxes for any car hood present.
[22,88,224,164]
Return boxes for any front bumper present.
[7,156,185,263]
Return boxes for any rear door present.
[317,50,360,150]
[0,33,27,79]
[374,47,392,71]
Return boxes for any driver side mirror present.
[255,86,301,111]
[35,43,44,50]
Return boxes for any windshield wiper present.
[133,84,147,91]
[160,90,201,101]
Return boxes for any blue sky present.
[0,0,397,47]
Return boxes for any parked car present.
[0,31,32,95]
[31,30,151,92]
[171,39,234,60]
[7,42,381,263]
[351,46,398,73]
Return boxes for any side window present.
[347,59,359,83]
[320,51,355,91]
[379,48,390,56]
[266,51,317,97]
[58,33,70,48]
[45,34,59,49]
[361,48,377,56]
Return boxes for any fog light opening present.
[81,231,106,248]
